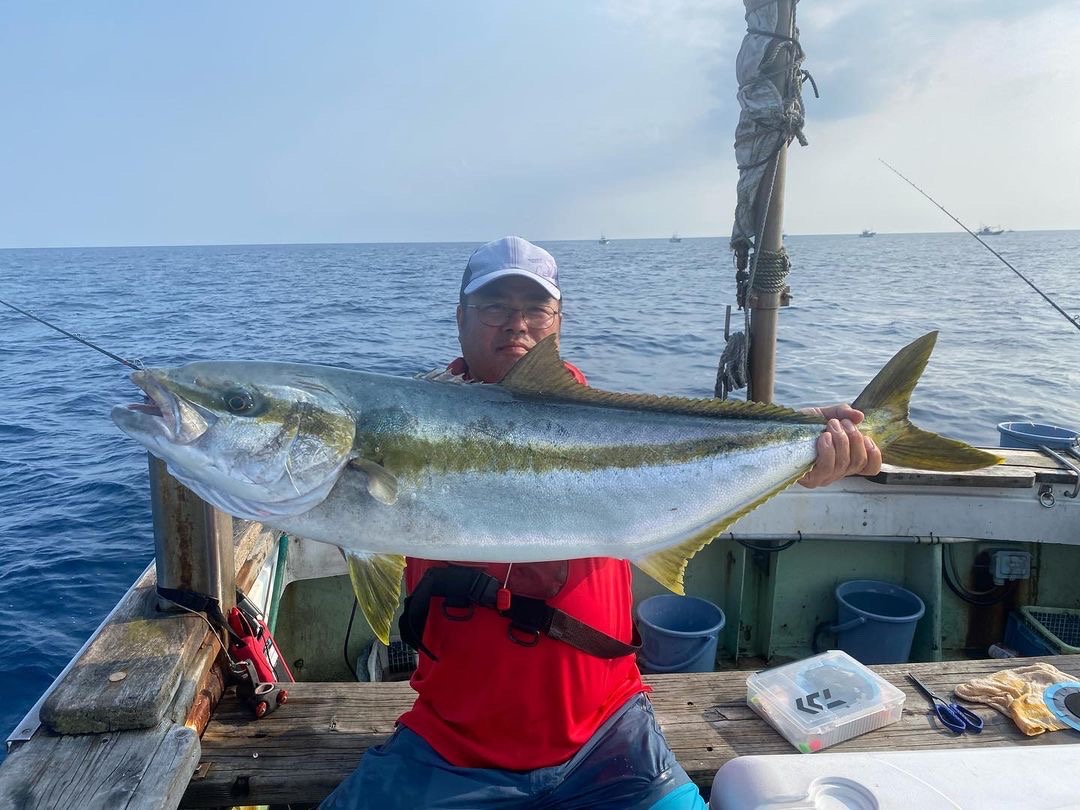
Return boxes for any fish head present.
[112,361,356,519]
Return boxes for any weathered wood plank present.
[993,447,1080,479]
[182,654,1080,807]
[870,446,1077,488]
[871,463,1036,488]
[40,572,211,735]
[39,522,275,736]
[0,521,276,810]
[0,720,200,810]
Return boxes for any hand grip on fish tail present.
[852,332,1003,472]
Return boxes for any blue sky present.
[2,1,1077,248]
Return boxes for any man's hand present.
[799,403,882,489]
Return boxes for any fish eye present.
[223,388,256,414]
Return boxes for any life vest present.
[399,563,640,660]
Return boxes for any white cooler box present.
[710,744,1080,809]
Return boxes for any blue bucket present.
[635,595,725,674]
[997,421,1079,450]
[830,580,925,665]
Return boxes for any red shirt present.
[398,359,645,770]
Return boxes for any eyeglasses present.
[466,303,560,329]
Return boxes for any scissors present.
[908,673,984,735]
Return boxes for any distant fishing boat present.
[669,232,682,243]
[977,224,1004,236]
[598,233,609,245]
[859,229,876,238]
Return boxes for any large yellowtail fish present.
[112,332,1000,642]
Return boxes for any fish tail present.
[853,331,1003,471]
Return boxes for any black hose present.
[942,547,1015,606]
[344,598,360,680]
[735,536,800,553]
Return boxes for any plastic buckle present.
[508,624,541,647]
[467,571,501,607]
[441,601,475,621]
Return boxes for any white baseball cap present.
[460,236,561,301]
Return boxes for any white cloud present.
[784,3,1080,233]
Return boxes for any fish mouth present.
[121,371,210,444]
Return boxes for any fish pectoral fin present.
[349,459,399,505]
[343,550,407,646]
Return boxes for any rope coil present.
[750,249,791,293]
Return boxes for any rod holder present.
[148,455,236,623]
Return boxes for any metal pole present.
[149,455,235,626]
[747,148,787,403]
[747,0,793,405]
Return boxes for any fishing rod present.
[879,159,1080,334]
[0,297,144,369]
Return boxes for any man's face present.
[456,276,561,383]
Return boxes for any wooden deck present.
[182,654,1080,807]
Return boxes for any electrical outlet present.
[991,550,1031,586]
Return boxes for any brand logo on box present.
[794,688,847,715]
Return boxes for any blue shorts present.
[319,692,708,809]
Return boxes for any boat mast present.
[727,0,809,404]
[747,0,793,404]
[748,144,787,403]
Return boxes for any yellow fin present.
[349,459,399,505]
[343,550,406,645]
[853,332,1003,471]
[500,336,820,423]
[498,334,582,395]
[633,538,704,595]
[633,471,805,592]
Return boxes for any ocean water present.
[1,232,1077,757]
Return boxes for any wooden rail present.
[182,654,1080,807]
[872,447,1077,488]
[0,521,277,810]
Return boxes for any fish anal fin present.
[634,538,704,595]
[633,471,806,593]
[349,459,400,505]
[343,550,406,645]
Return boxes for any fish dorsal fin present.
[343,549,407,645]
[500,336,821,424]
[499,335,583,397]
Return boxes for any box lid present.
[747,650,905,738]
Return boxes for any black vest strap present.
[399,565,641,662]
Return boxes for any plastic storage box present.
[1020,605,1080,654]
[746,650,905,753]
[1004,611,1056,657]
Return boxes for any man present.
[321,236,880,809]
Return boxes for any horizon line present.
[1,227,1076,252]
